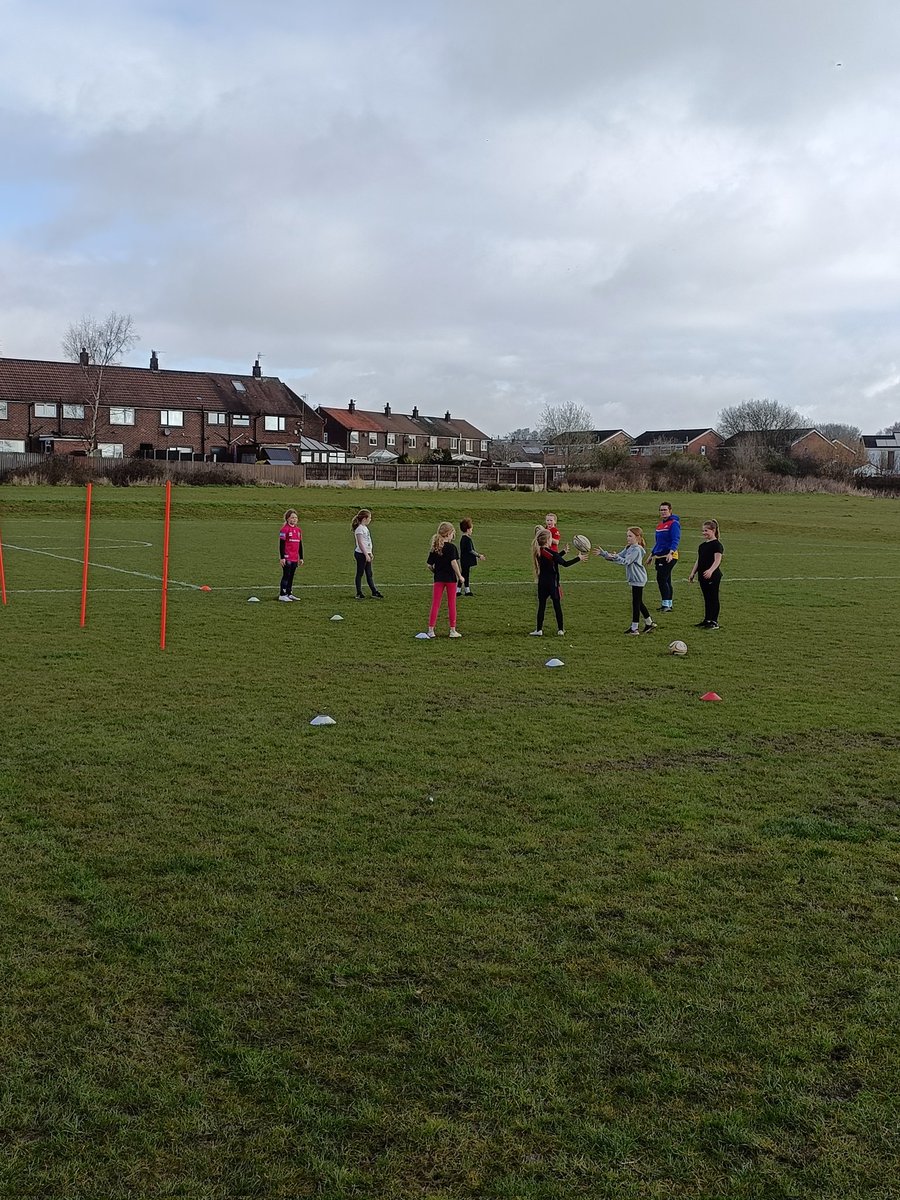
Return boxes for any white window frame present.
[232,413,250,427]
[481,440,488,452]
[429,436,437,449]
[387,433,396,447]
[0,402,7,420]
[264,415,286,432]
[407,435,416,449]
[0,438,25,452]
[160,410,184,428]
[451,438,459,451]
[465,439,473,452]
[207,412,227,426]
[34,403,57,418]
[369,432,378,446]
[109,407,135,426]
[700,444,707,456]
[62,404,85,420]
[350,430,359,444]
[96,443,124,458]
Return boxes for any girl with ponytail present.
[351,509,384,599]
[425,522,464,637]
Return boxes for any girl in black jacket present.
[529,527,585,636]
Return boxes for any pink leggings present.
[429,581,457,629]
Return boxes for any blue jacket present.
[651,514,681,557]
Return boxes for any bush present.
[6,457,87,486]
[104,459,163,486]
[765,453,800,477]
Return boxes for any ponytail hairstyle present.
[532,527,552,577]
[628,526,647,549]
[283,509,298,523]
[430,521,455,554]
[351,509,372,530]
[703,519,720,537]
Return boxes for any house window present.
[387,433,396,447]
[0,403,7,420]
[96,443,124,458]
[700,445,707,456]
[160,410,183,428]
[62,404,84,420]
[350,431,359,444]
[451,439,459,451]
[407,435,416,449]
[429,436,437,449]
[208,412,227,426]
[369,433,378,446]
[465,440,473,452]
[0,439,26,452]
[232,414,250,426]
[323,431,328,442]
[629,447,640,456]
[264,415,286,432]
[109,407,135,425]
[34,403,57,418]
[481,440,488,452]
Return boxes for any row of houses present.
[0,353,896,472]
[0,355,492,465]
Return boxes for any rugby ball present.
[668,640,688,656]
[572,534,592,554]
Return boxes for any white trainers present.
[288,594,300,601]
[529,630,543,636]
[557,629,565,636]
[426,629,436,639]
[277,595,292,602]
[449,629,462,638]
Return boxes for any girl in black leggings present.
[688,520,724,628]
[529,528,585,636]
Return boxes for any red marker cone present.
[200,585,211,592]
[700,691,722,702]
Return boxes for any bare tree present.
[717,398,801,448]
[819,422,861,446]
[539,401,593,467]
[878,420,900,434]
[62,312,139,453]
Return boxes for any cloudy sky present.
[2,0,900,435]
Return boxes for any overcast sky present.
[2,0,900,435]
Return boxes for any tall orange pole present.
[160,480,172,650]
[0,520,7,606]
[80,482,92,627]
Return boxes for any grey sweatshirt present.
[602,544,648,587]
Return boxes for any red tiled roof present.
[318,407,384,433]
[0,358,308,418]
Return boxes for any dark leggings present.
[655,557,675,602]
[354,551,377,595]
[631,586,650,624]
[460,564,472,590]
[536,587,564,632]
[280,560,298,596]
[699,572,721,623]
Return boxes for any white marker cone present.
[310,715,337,726]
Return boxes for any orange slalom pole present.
[0,520,7,606]
[80,482,92,627]
[160,479,172,650]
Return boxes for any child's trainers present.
[425,629,436,639]
[624,627,640,636]
[529,630,543,636]
[449,629,462,638]
[642,620,655,633]
[557,629,565,636]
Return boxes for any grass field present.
[0,484,898,1199]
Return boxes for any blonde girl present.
[596,527,656,635]
[688,519,724,629]
[426,521,464,637]
[351,509,384,599]
[529,528,586,636]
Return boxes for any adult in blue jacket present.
[647,501,680,612]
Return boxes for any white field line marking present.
[4,543,199,590]
[6,540,154,551]
[8,574,900,595]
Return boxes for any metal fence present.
[0,452,556,490]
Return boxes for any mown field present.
[0,484,898,1200]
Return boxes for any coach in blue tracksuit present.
[648,501,681,612]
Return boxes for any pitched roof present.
[549,429,630,444]
[863,433,900,448]
[318,406,383,433]
[631,428,719,446]
[0,357,308,418]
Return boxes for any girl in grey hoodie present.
[596,527,657,636]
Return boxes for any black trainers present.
[355,594,366,600]
[695,620,710,627]
[642,621,656,633]
[624,627,640,636]
[705,621,720,630]
[372,591,384,599]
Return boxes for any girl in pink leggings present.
[426,521,465,638]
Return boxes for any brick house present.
[723,428,860,466]
[543,429,632,466]
[317,401,491,461]
[862,433,900,473]
[0,354,322,460]
[629,428,723,460]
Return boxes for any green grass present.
[0,485,898,1199]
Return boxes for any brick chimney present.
[79,346,89,366]
[412,406,419,419]
[444,411,451,421]
[384,403,391,416]
[149,350,159,371]
[348,398,356,413]
[252,358,262,378]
